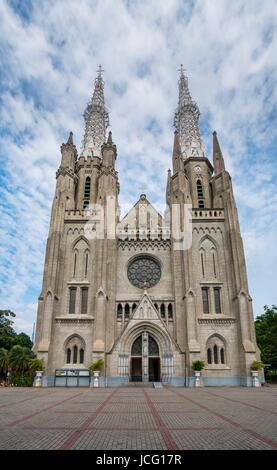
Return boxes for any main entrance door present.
[130,332,160,382]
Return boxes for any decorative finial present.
[178,64,186,76]
[97,64,104,76]
[107,130,113,145]
[67,131,73,145]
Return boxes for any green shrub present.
[192,360,205,371]
[9,371,35,387]
[89,359,104,372]
[28,358,44,371]
[250,360,264,371]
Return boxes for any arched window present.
[73,345,78,364]
[154,303,158,311]
[131,336,142,356]
[125,304,130,319]
[206,335,226,366]
[214,345,218,364]
[160,303,165,318]
[85,252,89,277]
[83,177,91,209]
[168,303,173,319]
[132,303,137,313]
[73,252,77,277]
[80,348,84,364]
[65,335,85,366]
[66,348,71,364]
[199,237,218,280]
[148,336,159,356]
[117,304,123,318]
[197,180,204,198]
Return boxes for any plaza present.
[0,385,276,450]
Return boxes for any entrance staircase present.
[122,382,163,388]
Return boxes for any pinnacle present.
[107,131,113,145]
[67,131,73,145]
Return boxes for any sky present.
[0,0,276,337]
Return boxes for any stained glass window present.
[127,256,161,288]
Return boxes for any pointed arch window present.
[160,303,165,318]
[125,304,130,319]
[85,252,89,277]
[213,345,218,364]
[168,303,173,319]
[73,345,78,364]
[80,348,84,364]
[83,177,91,209]
[73,252,77,277]
[66,348,71,364]
[197,179,204,198]
[206,336,226,366]
[117,304,123,318]
[220,348,225,364]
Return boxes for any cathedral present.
[34,66,260,387]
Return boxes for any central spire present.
[174,65,204,159]
[81,65,109,157]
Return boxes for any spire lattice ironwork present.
[81,65,109,157]
[174,65,204,158]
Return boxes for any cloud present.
[0,0,276,335]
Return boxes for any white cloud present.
[0,0,276,335]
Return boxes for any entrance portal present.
[131,357,142,381]
[130,332,160,382]
[148,357,160,382]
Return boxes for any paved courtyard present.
[0,385,276,450]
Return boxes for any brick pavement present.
[0,385,276,450]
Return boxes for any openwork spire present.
[174,65,204,158]
[81,65,109,157]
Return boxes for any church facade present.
[34,67,260,387]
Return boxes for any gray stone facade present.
[34,70,260,387]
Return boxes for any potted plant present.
[250,360,264,387]
[28,358,44,388]
[192,360,205,387]
[89,359,104,388]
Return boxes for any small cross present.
[178,64,186,75]
[97,64,104,76]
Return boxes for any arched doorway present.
[130,332,160,382]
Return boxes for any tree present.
[16,332,33,349]
[0,348,9,376]
[255,305,277,370]
[0,310,17,350]
[0,310,33,351]
[8,345,34,374]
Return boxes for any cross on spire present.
[178,64,186,76]
[97,64,104,76]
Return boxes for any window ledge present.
[204,365,232,370]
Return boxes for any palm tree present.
[8,345,33,375]
[0,348,9,377]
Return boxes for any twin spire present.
[81,65,109,157]
[77,64,224,174]
[174,65,205,159]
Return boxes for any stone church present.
[34,66,260,387]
